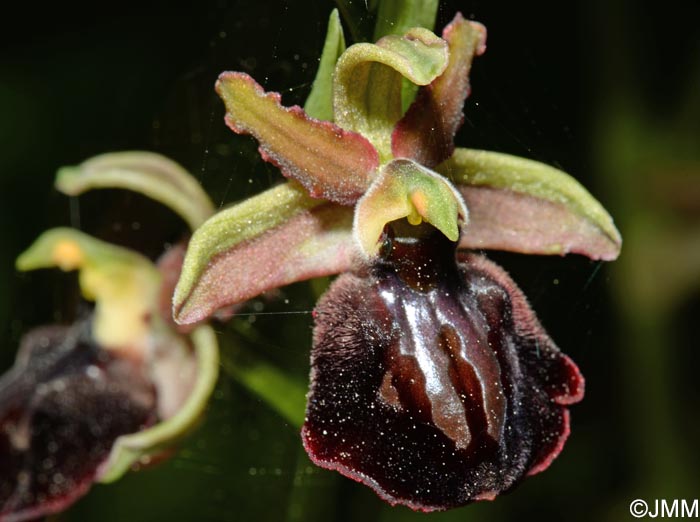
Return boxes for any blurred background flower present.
[0,1,697,521]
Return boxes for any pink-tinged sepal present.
[392,14,486,167]
[302,227,583,511]
[438,149,622,260]
[216,72,379,205]
[173,183,357,325]
[0,321,156,522]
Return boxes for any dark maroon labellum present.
[0,320,156,522]
[302,227,584,511]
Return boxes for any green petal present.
[354,158,467,256]
[372,0,439,110]
[55,151,214,231]
[333,28,448,161]
[392,14,486,167]
[437,148,622,260]
[216,72,379,205]
[173,182,355,325]
[99,324,220,483]
[304,9,346,121]
[16,228,161,348]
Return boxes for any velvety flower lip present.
[0,320,156,522]
[302,226,584,511]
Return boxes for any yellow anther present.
[407,191,427,225]
[52,240,84,271]
[407,207,423,225]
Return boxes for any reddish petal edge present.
[5,476,94,522]
[301,426,443,513]
[216,72,379,205]
[461,253,584,477]
[443,12,487,56]
[463,253,586,404]
[553,354,586,406]
[526,409,572,477]
[473,491,498,501]
[391,13,487,167]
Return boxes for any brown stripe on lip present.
[439,324,489,449]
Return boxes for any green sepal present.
[304,9,346,121]
[99,325,220,483]
[55,151,214,231]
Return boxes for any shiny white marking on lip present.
[402,298,471,448]
[403,301,439,395]
[380,289,395,305]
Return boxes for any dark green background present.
[1,1,698,520]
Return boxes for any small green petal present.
[16,228,161,348]
[437,148,622,259]
[333,28,448,161]
[373,0,440,109]
[354,158,467,256]
[55,151,214,231]
[304,9,346,121]
[173,182,355,324]
[99,324,220,483]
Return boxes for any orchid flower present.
[0,153,219,521]
[171,7,620,513]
